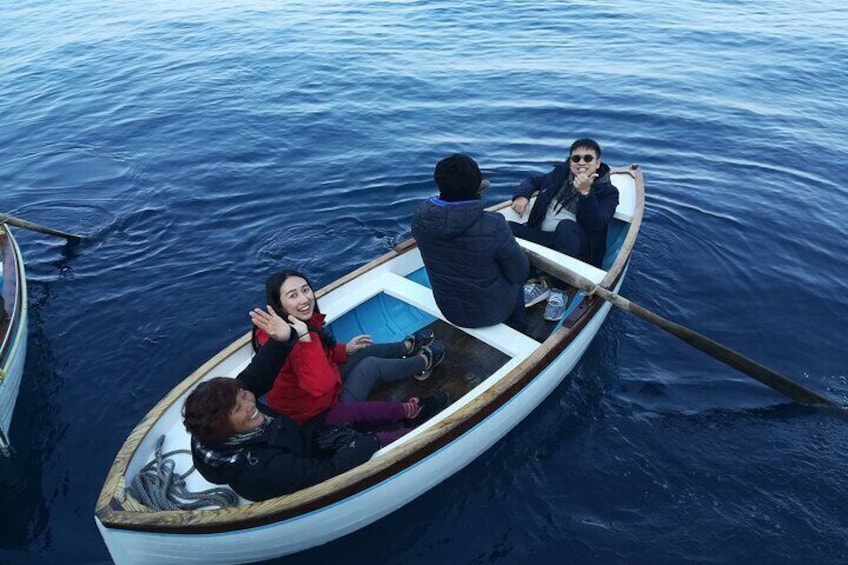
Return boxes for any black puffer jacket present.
[191,406,379,502]
[411,197,529,328]
[513,162,619,267]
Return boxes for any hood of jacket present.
[591,161,612,184]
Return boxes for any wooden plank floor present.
[525,301,557,342]
[369,320,505,404]
[369,303,560,406]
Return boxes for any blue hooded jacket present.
[411,197,529,328]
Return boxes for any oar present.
[526,249,838,408]
[0,213,83,241]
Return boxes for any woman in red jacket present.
[253,269,445,425]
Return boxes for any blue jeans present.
[340,343,426,402]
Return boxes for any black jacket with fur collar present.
[191,405,378,502]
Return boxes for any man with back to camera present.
[412,153,529,332]
[509,138,619,321]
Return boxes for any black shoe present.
[405,390,450,426]
[414,340,445,381]
[403,328,435,357]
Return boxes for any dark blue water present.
[2,1,848,563]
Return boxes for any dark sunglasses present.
[570,154,595,163]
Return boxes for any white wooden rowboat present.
[0,224,28,456]
[95,165,645,564]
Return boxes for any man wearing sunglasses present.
[508,138,619,320]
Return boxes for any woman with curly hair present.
[183,377,438,501]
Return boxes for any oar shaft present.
[525,248,836,407]
[0,213,83,240]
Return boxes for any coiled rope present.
[126,435,239,511]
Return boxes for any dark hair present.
[265,269,335,350]
[183,377,241,444]
[570,138,602,157]
[433,153,483,202]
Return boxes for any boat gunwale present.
[0,225,26,379]
[95,166,645,533]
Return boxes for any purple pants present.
[323,401,412,446]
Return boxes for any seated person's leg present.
[504,285,529,332]
[552,220,589,260]
[340,356,427,402]
[343,343,407,372]
[323,400,405,428]
[509,221,557,249]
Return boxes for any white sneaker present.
[543,289,568,321]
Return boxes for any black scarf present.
[553,174,580,215]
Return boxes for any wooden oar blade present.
[525,247,837,407]
[596,287,836,407]
[0,213,84,241]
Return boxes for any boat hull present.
[96,270,627,564]
[0,226,28,455]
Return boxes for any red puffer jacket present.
[262,312,348,424]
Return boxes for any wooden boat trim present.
[0,226,25,381]
[601,165,644,288]
[95,166,644,533]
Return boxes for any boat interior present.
[365,217,632,406]
[336,174,637,408]
[117,170,639,509]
